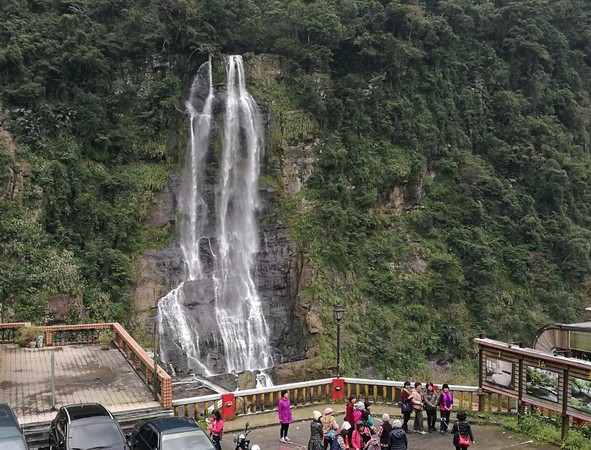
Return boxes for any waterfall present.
[157,55,273,378]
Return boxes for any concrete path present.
[221,405,559,450]
[0,343,160,423]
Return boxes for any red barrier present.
[332,378,345,401]
[222,393,235,419]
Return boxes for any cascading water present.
[157,56,273,381]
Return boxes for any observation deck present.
[0,322,170,425]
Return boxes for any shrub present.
[16,326,43,347]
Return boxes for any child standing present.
[452,411,475,449]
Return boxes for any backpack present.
[331,435,346,450]
[363,438,380,450]
[455,421,471,447]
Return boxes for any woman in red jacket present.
[399,381,412,433]
[345,395,357,441]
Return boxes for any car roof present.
[145,417,201,433]
[0,435,28,450]
[69,416,121,428]
[61,403,112,421]
[0,404,22,439]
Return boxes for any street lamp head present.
[333,304,345,322]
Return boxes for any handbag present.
[400,401,411,414]
[412,402,423,411]
[458,434,471,447]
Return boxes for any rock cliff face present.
[132,173,308,374]
[132,55,323,379]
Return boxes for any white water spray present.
[157,56,273,378]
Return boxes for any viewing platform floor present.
[0,343,160,424]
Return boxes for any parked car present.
[0,403,28,450]
[130,416,215,450]
[49,403,129,450]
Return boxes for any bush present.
[16,326,43,347]
[98,330,112,346]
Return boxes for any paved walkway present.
[0,344,160,424]
[222,406,559,450]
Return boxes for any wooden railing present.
[171,378,485,420]
[111,322,172,408]
[0,322,172,408]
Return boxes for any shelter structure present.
[533,321,591,360]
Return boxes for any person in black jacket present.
[378,413,392,449]
[423,382,439,432]
[386,420,408,450]
[451,411,475,450]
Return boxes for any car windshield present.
[0,437,28,450]
[69,421,124,449]
[161,431,213,450]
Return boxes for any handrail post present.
[477,338,485,412]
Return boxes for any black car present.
[49,403,129,450]
[130,417,215,450]
[0,403,28,450]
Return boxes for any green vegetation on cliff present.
[1,0,590,379]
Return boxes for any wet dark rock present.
[134,176,306,377]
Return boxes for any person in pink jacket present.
[351,420,370,450]
[352,402,364,425]
[207,409,224,450]
[278,390,293,442]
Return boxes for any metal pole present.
[336,320,341,378]
[51,351,56,410]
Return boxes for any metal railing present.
[0,322,31,343]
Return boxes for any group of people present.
[399,381,454,434]
[203,384,473,450]
[276,385,474,450]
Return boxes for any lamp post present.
[333,304,345,378]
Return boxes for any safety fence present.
[0,322,31,343]
[171,378,488,420]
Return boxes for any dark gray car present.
[0,403,28,450]
[49,403,129,450]
[130,417,215,450]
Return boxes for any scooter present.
[234,422,252,450]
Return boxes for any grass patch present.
[490,412,591,450]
